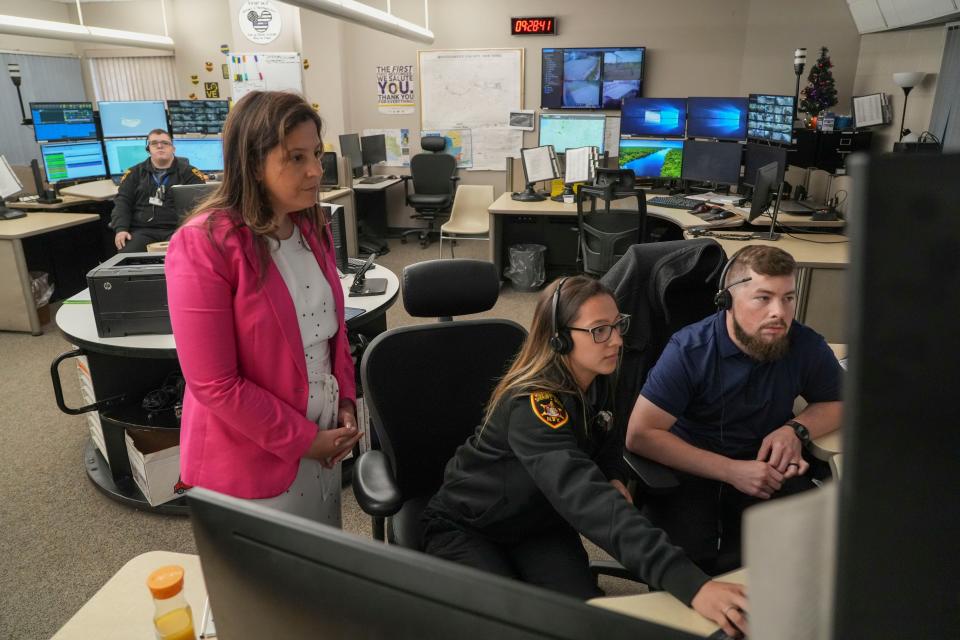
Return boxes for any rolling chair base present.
[401,227,436,248]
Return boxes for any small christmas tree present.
[799,46,838,116]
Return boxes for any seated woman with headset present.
[421,275,749,638]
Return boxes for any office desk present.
[60,179,119,201]
[747,210,845,229]
[590,569,747,637]
[53,266,399,513]
[7,194,95,210]
[488,192,743,279]
[351,178,404,248]
[0,212,100,334]
[686,231,849,342]
[52,551,207,640]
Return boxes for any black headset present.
[549,277,573,354]
[713,248,753,311]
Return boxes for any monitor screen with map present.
[538,113,606,154]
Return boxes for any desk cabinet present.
[501,214,580,279]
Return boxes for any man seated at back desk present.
[625,245,843,575]
[110,128,206,253]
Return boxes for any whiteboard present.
[229,52,303,102]
[418,49,524,130]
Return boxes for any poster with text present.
[377,64,415,115]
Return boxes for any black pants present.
[119,227,175,253]
[422,511,600,600]
[642,461,820,576]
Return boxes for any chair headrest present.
[402,259,499,318]
[420,136,446,153]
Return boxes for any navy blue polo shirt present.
[640,312,842,457]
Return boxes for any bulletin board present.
[228,52,303,102]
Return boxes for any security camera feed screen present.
[538,113,606,153]
[687,97,749,140]
[30,102,96,142]
[167,100,230,135]
[541,47,644,109]
[747,94,795,144]
[621,97,687,137]
[618,138,683,179]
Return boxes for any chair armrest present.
[352,450,403,517]
[623,450,680,494]
[449,176,461,188]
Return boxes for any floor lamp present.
[893,72,926,142]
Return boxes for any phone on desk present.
[348,252,387,297]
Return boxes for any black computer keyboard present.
[647,195,701,210]
[358,177,391,184]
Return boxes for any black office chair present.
[352,259,526,548]
[576,178,648,276]
[170,182,219,220]
[400,136,460,248]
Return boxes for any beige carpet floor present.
[0,237,641,640]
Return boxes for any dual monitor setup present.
[338,133,388,183]
[30,100,228,185]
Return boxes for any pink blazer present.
[165,209,356,498]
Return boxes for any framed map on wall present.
[418,48,524,130]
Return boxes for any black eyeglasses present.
[567,314,630,343]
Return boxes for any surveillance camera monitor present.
[746,94,795,144]
[681,140,742,185]
[174,138,224,172]
[618,137,683,179]
[98,100,168,138]
[541,47,645,109]
[538,113,606,154]
[621,98,687,138]
[167,99,230,135]
[29,102,96,142]
[338,133,364,179]
[687,97,749,140]
[743,143,787,187]
[104,138,150,176]
[39,141,107,183]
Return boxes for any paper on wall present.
[469,127,523,172]
[422,129,473,168]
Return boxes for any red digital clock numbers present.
[511,17,557,35]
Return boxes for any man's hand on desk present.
[757,426,809,479]
[115,230,132,250]
[691,580,749,638]
[725,460,783,499]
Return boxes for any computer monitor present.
[103,138,150,176]
[620,98,687,138]
[0,155,23,201]
[29,102,96,142]
[681,140,742,185]
[98,100,168,138]
[39,141,107,183]
[173,138,224,172]
[746,94,795,144]
[360,134,387,176]
[618,138,683,180]
[189,487,698,640]
[325,203,349,272]
[166,99,230,135]
[686,97,749,140]
[320,152,339,187]
[742,143,787,187]
[541,47,645,109]
[538,113,606,154]
[338,134,364,179]
[748,161,780,224]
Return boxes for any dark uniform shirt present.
[428,377,710,606]
[641,312,843,457]
[110,156,206,232]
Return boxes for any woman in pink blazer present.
[165,91,362,525]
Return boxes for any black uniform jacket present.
[429,378,710,605]
[110,157,206,232]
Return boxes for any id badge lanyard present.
[147,172,170,221]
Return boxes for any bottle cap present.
[147,565,185,600]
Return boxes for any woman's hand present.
[691,580,749,638]
[306,425,363,469]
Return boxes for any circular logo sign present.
[239,0,282,44]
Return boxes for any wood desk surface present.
[52,551,207,640]
[590,568,747,637]
[0,211,100,239]
[59,179,119,200]
[319,187,353,201]
[6,193,94,210]
[488,192,743,230]
[747,210,846,229]
[684,230,849,268]
[351,177,403,191]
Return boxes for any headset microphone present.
[549,277,573,354]
[714,248,752,311]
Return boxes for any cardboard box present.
[125,430,181,506]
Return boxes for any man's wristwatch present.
[787,419,811,445]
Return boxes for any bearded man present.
[626,245,843,575]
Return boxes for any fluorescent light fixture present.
[0,14,174,50]
[282,0,434,44]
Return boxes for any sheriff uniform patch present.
[530,391,568,429]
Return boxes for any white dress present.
[253,226,342,527]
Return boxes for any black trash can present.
[503,243,546,292]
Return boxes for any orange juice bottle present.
[147,565,197,640]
